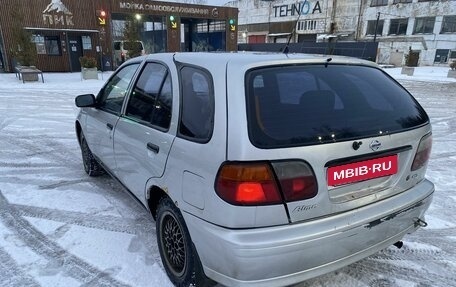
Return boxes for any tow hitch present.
[393,218,428,249]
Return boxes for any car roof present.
[168,52,377,69]
[123,52,379,72]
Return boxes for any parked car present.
[75,52,434,287]
[113,40,145,66]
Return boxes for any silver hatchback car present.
[75,52,434,287]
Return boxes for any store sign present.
[274,1,322,18]
[42,0,74,26]
[119,2,210,16]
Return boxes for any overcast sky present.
[164,0,234,7]
[207,0,230,5]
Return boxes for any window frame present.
[244,64,429,149]
[413,17,436,34]
[177,64,215,143]
[366,20,384,36]
[370,0,388,7]
[441,15,456,34]
[81,35,92,50]
[96,63,141,115]
[124,61,173,132]
[393,0,412,3]
[388,18,408,35]
[44,36,61,56]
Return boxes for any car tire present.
[156,197,214,287]
[80,132,105,176]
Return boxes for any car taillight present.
[411,133,432,171]
[215,163,282,206]
[215,161,318,206]
[271,161,318,201]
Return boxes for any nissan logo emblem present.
[369,140,382,151]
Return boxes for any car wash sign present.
[274,0,322,18]
[42,0,74,26]
[119,2,210,17]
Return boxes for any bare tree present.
[11,10,37,67]
[122,15,143,58]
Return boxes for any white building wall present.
[226,0,335,42]
[362,0,456,66]
[227,0,456,66]
[332,0,361,38]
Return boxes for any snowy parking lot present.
[0,67,455,287]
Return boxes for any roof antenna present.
[325,57,332,67]
[282,0,305,54]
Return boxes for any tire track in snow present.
[2,133,80,169]
[0,117,16,132]
[38,179,92,189]
[0,246,41,287]
[0,162,62,169]
[12,203,154,235]
[347,258,456,287]
[0,191,131,287]
[409,235,456,257]
[370,245,447,261]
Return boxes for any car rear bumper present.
[183,179,434,287]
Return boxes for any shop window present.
[388,19,408,35]
[209,21,225,32]
[366,20,384,36]
[413,17,435,34]
[196,21,225,33]
[371,0,388,7]
[82,36,92,50]
[32,35,46,55]
[45,36,61,55]
[441,16,456,33]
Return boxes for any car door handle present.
[147,142,160,154]
[106,123,113,130]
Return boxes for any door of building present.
[68,36,83,72]
[180,20,193,52]
[408,51,420,67]
[248,35,266,43]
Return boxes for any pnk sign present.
[327,155,398,186]
[42,0,74,26]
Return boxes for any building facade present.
[0,0,238,72]
[227,0,456,66]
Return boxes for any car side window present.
[178,66,214,142]
[98,63,139,114]
[125,62,172,130]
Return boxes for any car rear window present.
[245,64,428,148]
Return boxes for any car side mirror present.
[75,94,96,107]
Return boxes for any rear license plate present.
[327,155,398,186]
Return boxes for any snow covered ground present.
[0,66,455,287]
